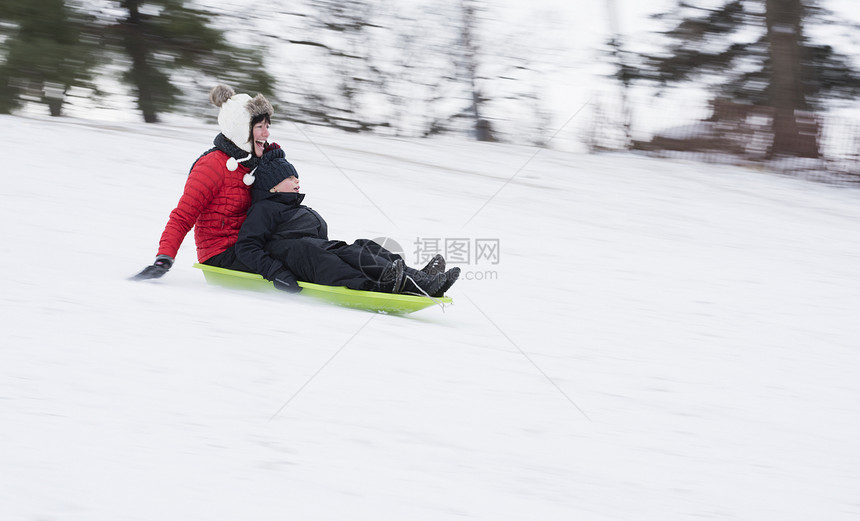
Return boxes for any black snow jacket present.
[235,190,328,283]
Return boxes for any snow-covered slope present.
[2,114,859,520]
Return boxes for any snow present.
[2,114,860,520]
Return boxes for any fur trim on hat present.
[209,85,235,107]
[209,84,274,154]
[247,94,274,120]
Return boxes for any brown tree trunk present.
[766,0,818,158]
[460,0,494,142]
[121,0,159,123]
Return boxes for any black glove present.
[133,255,174,280]
[272,270,302,294]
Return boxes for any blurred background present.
[1,0,859,183]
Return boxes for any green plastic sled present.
[193,263,452,314]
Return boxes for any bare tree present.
[457,0,494,141]
[248,0,551,142]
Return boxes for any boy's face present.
[272,176,300,193]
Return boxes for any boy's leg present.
[325,238,403,280]
[267,239,380,291]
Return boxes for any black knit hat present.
[253,148,299,192]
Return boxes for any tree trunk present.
[606,0,632,149]
[460,0,494,142]
[121,0,159,123]
[43,82,66,117]
[766,0,818,158]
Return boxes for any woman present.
[134,85,276,280]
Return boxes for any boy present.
[235,148,459,296]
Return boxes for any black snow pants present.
[265,238,402,291]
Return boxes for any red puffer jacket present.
[157,150,252,263]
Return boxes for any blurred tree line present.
[4,0,858,152]
[0,0,273,122]
[612,0,860,158]
[0,0,551,142]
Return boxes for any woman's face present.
[252,120,270,157]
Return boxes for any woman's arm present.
[157,159,222,259]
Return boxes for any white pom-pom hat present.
[209,85,274,184]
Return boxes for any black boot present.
[400,268,446,296]
[433,267,460,297]
[420,254,446,277]
[379,259,405,293]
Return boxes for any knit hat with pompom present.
[253,148,299,192]
[209,85,274,181]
